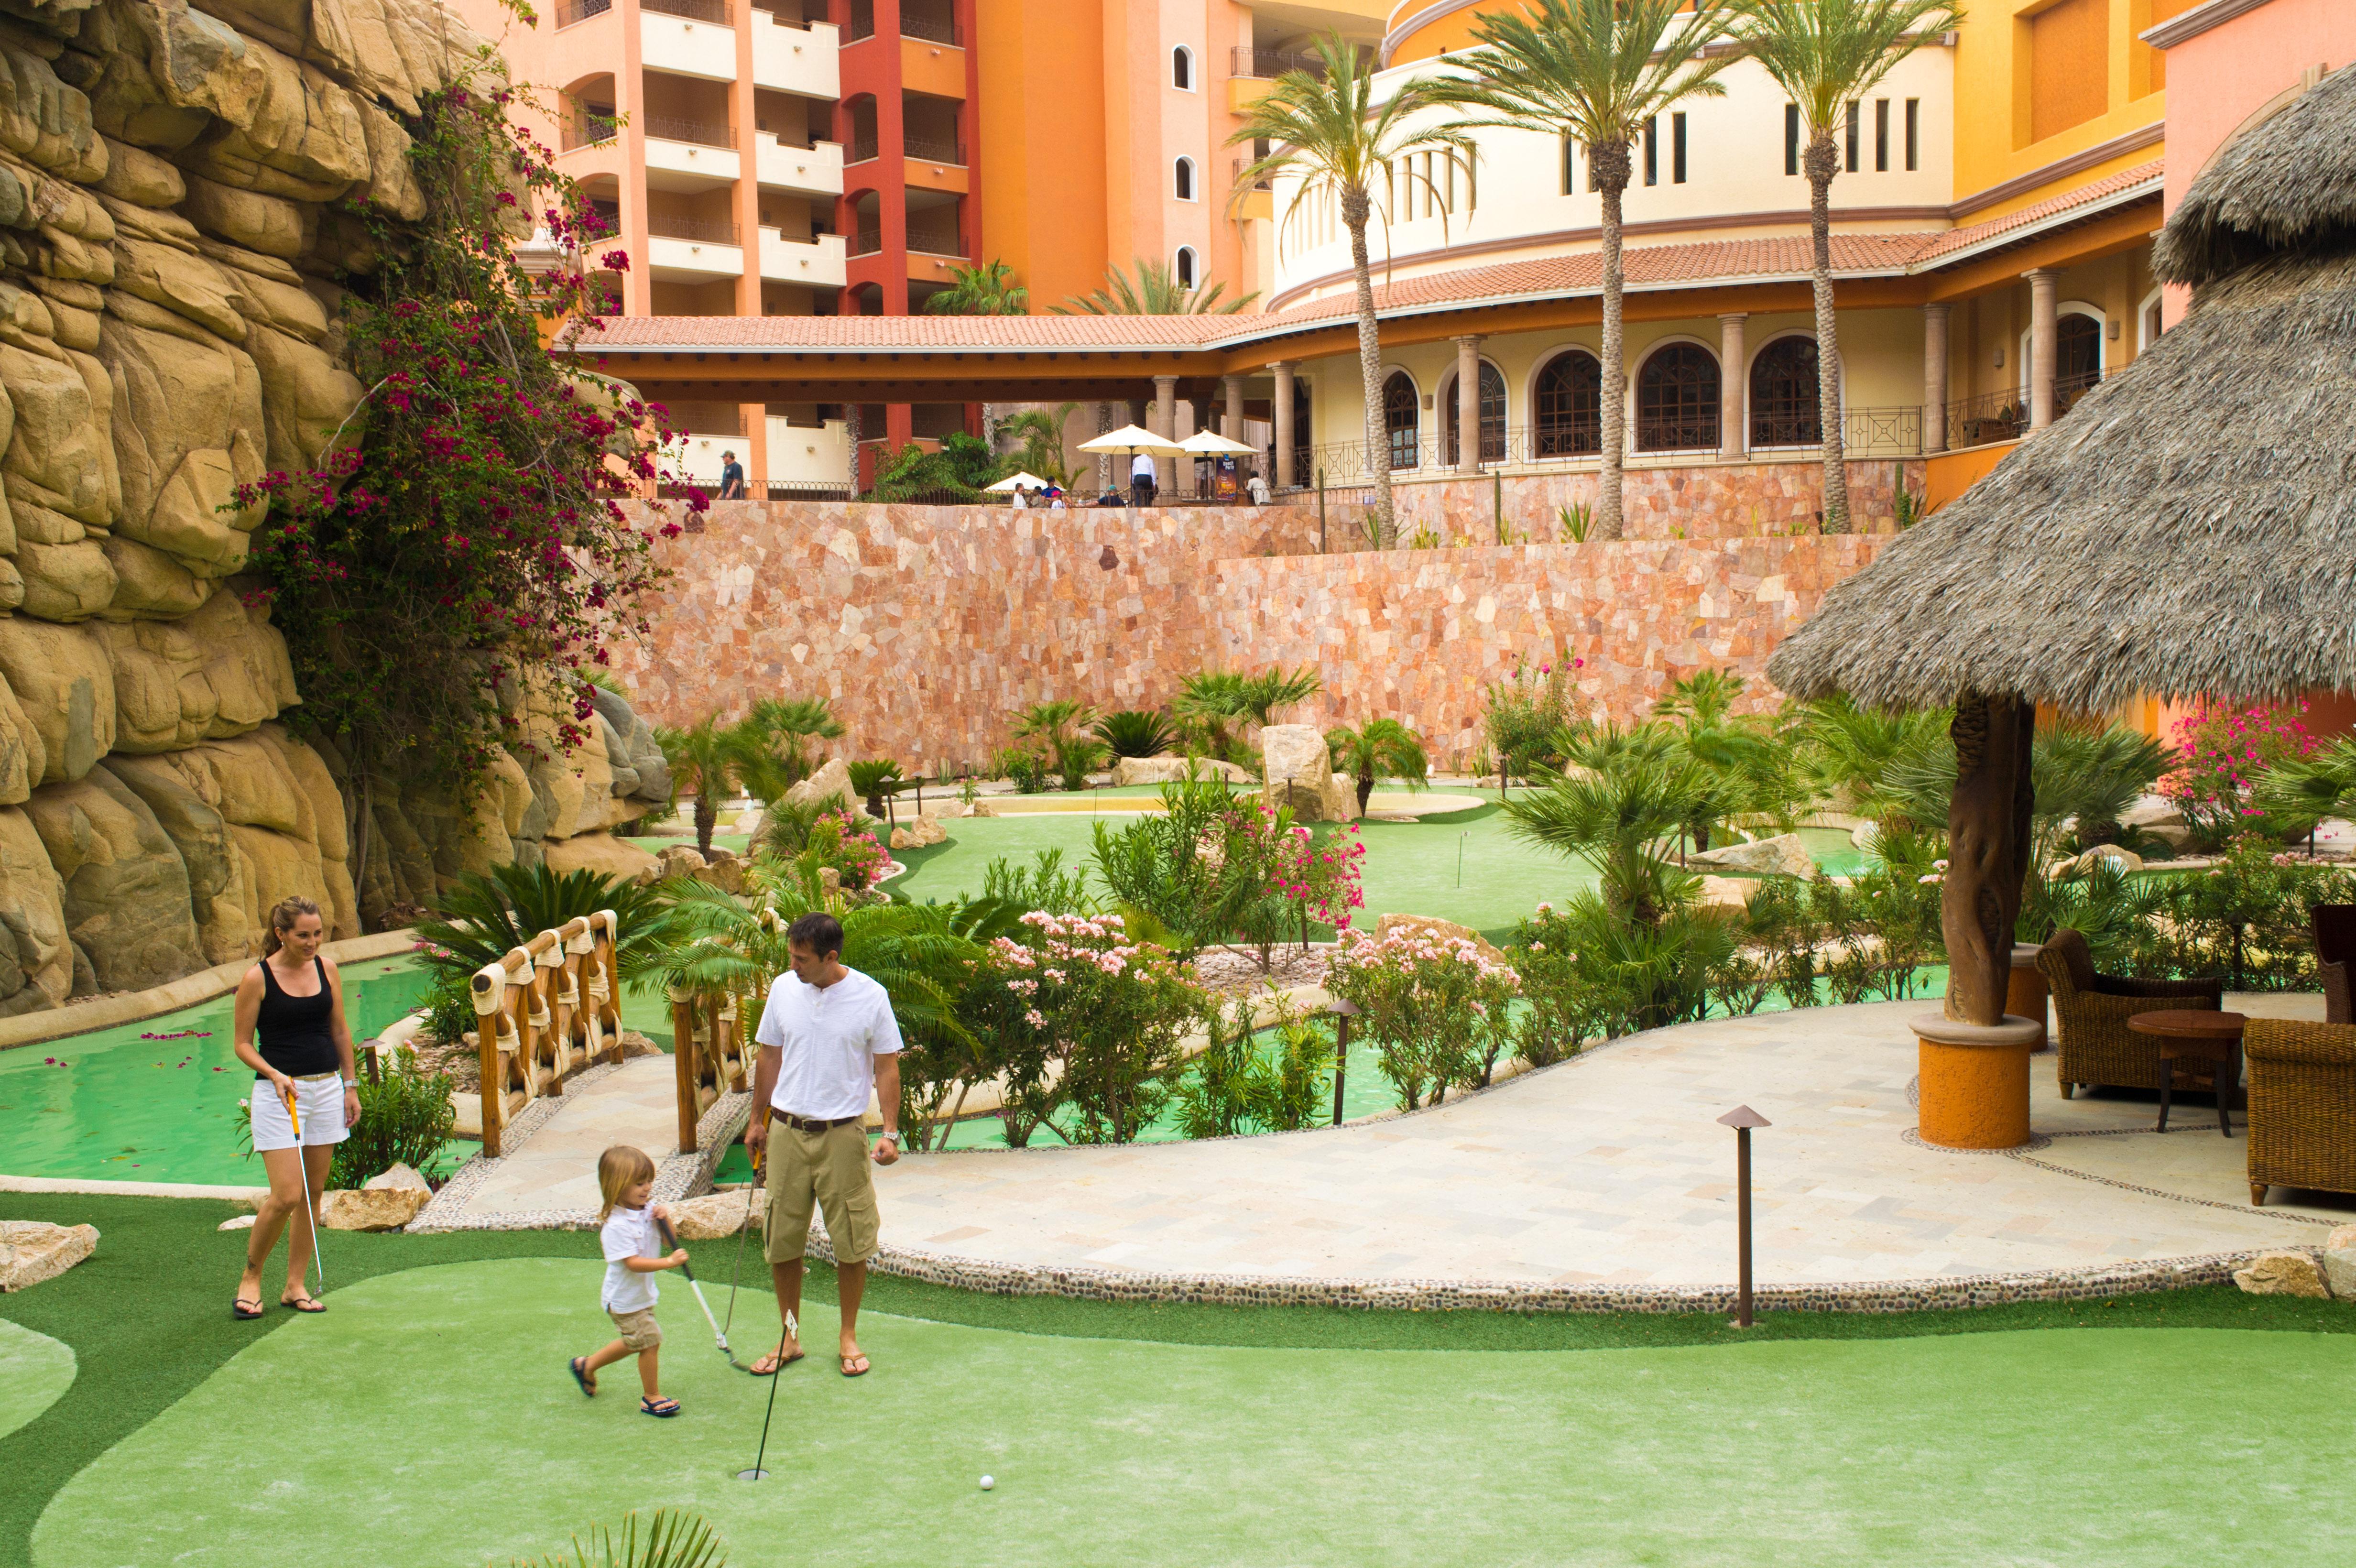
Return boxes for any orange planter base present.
[1912,1013,2045,1150]
[2007,944,2051,1052]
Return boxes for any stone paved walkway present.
[864,996,2346,1295]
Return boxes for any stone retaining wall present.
[1352,457,1927,544]
[613,500,1884,773]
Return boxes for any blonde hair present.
[262,894,323,958]
[596,1145,658,1223]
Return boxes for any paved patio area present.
[862,995,2345,1304]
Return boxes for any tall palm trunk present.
[1805,132,1851,533]
[1592,141,1632,542]
[694,788,717,855]
[1342,185,1396,548]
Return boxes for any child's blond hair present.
[596,1144,658,1224]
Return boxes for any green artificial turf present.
[30,1253,2356,1568]
[0,1322,71,1444]
[8,1194,2356,1568]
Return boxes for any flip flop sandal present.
[840,1354,870,1378]
[232,1297,265,1320]
[640,1396,681,1418]
[570,1357,596,1396]
[750,1350,805,1378]
[280,1294,327,1314]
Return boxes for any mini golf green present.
[25,1253,2356,1568]
[0,1323,71,1444]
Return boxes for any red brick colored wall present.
[610,500,1885,774]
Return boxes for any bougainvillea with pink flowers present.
[1325,925,1520,1110]
[2160,701,2317,846]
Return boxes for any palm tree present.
[1501,749,1710,928]
[1422,0,1745,543]
[415,863,677,990]
[1734,0,1963,532]
[745,696,844,795]
[1053,258,1257,315]
[1325,719,1431,814]
[1231,33,1475,548]
[923,259,1028,315]
[997,402,1081,485]
[653,713,759,853]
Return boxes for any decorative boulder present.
[0,1220,98,1291]
[1259,725,1356,823]
[1698,875,1756,910]
[318,1163,431,1231]
[218,1214,257,1231]
[670,1187,764,1239]
[654,844,708,881]
[1111,754,1252,787]
[2068,844,2145,876]
[696,845,748,894]
[2322,1225,2356,1301]
[1374,913,1507,965]
[969,799,1001,818]
[2233,1249,2331,1298]
[917,798,971,819]
[1691,832,1817,879]
[889,817,947,851]
[785,758,852,812]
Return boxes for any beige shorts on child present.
[609,1307,661,1351]
[764,1120,879,1266]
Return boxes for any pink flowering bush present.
[980,913,1204,1145]
[1093,777,1364,965]
[1325,926,1520,1110]
[2161,701,2317,847]
[805,810,891,891]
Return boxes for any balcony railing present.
[900,11,960,44]
[561,113,621,151]
[1940,388,2025,450]
[555,0,612,27]
[644,115,736,149]
[2054,368,2101,418]
[905,224,964,256]
[905,135,965,165]
[1230,45,1336,79]
[646,214,741,244]
[667,406,747,436]
[847,137,879,163]
[644,0,731,21]
[1301,407,1927,483]
[850,228,883,256]
[1231,156,1271,192]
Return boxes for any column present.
[1922,303,1951,455]
[1453,335,1483,476]
[1223,372,1248,488]
[2026,269,2058,431]
[1152,375,1177,499]
[1717,313,1746,463]
[1271,361,1295,490]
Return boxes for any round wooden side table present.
[2127,1009,2247,1136]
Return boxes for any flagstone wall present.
[612,500,1885,776]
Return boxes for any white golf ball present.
[979,1475,995,1491]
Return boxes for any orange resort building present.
[476,0,2345,516]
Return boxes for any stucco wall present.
[611,499,1882,774]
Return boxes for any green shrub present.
[981,848,1093,915]
[995,746,1050,794]
[1326,925,1519,1111]
[1093,709,1177,758]
[328,1047,457,1189]
[1172,990,1331,1138]
[414,863,674,995]
[2122,834,2356,991]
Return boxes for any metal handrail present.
[1231,156,1271,192]
[905,225,964,257]
[850,228,883,256]
[643,0,731,21]
[645,214,741,244]
[900,10,959,43]
[848,137,880,163]
[905,136,966,165]
[644,115,736,149]
[560,113,621,151]
[555,0,612,27]
[1230,45,1333,79]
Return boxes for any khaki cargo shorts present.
[763,1119,879,1266]
[608,1306,661,1351]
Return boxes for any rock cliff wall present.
[0,0,667,1020]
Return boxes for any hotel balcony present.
[645,214,744,281]
[644,117,740,190]
[640,0,737,82]
[759,228,847,287]
[755,133,844,197]
[753,13,840,98]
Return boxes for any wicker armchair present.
[2245,1018,2356,1206]
[2034,927,2224,1096]
[2311,904,2356,1024]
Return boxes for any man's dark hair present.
[787,911,844,959]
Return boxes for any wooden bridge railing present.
[469,910,622,1158]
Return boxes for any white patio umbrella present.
[982,470,1049,492]
[1177,429,1257,456]
[1077,425,1186,457]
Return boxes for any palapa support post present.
[669,985,701,1156]
[1914,693,2042,1148]
[1717,1105,1769,1328]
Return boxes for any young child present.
[570,1145,691,1417]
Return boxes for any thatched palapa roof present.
[1769,65,2356,714]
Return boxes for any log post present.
[670,985,700,1155]
[471,967,505,1159]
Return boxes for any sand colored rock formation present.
[0,0,672,1014]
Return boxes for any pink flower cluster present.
[1268,818,1368,930]
[2161,700,2316,817]
[1330,926,1521,990]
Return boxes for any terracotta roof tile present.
[1910,160,2164,262]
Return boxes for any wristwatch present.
[877,1129,898,1141]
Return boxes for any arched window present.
[1174,156,1196,201]
[1442,362,1506,465]
[2057,311,2101,404]
[1533,350,1602,456]
[1382,372,1419,470]
[1290,376,1313,488]
[1172,45,1194,90]
[1749,335,1821,448]
[1173,246,1198,289]
[1636,343,1720,452]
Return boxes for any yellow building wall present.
[975,0,1111,315]
[1950,0,2168,219]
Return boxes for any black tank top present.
[254,957,339,1078]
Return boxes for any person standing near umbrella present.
[1130,451,1157,508]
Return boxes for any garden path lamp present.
[1326,998,1361,1127]
[1717,1105,1770,1329]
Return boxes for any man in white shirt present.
[745,911,903,1378]
[1130,451,1157,508]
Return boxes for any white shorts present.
[251,1072,351,1152]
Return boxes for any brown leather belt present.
[774,1112,859,1133]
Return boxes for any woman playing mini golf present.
[230,895,359,1319]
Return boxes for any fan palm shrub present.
[1422,0,1745,541]
[745,696,845,795]
[1230,33,1474,547]
[652,713,757,853]
[1734,0,1963,531]
[416,862,676,990]
[1325,718,1430,813]
[846,759,904,819]
[1093,708,1178,758]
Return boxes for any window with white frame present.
[1174,156,1196,201]
[1171,45,1193,91]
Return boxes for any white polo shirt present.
[754,966,904,1121]
[1131,453,1156,481]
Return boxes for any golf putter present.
[659,1213,754,1374]
[281,1084,326,1290]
